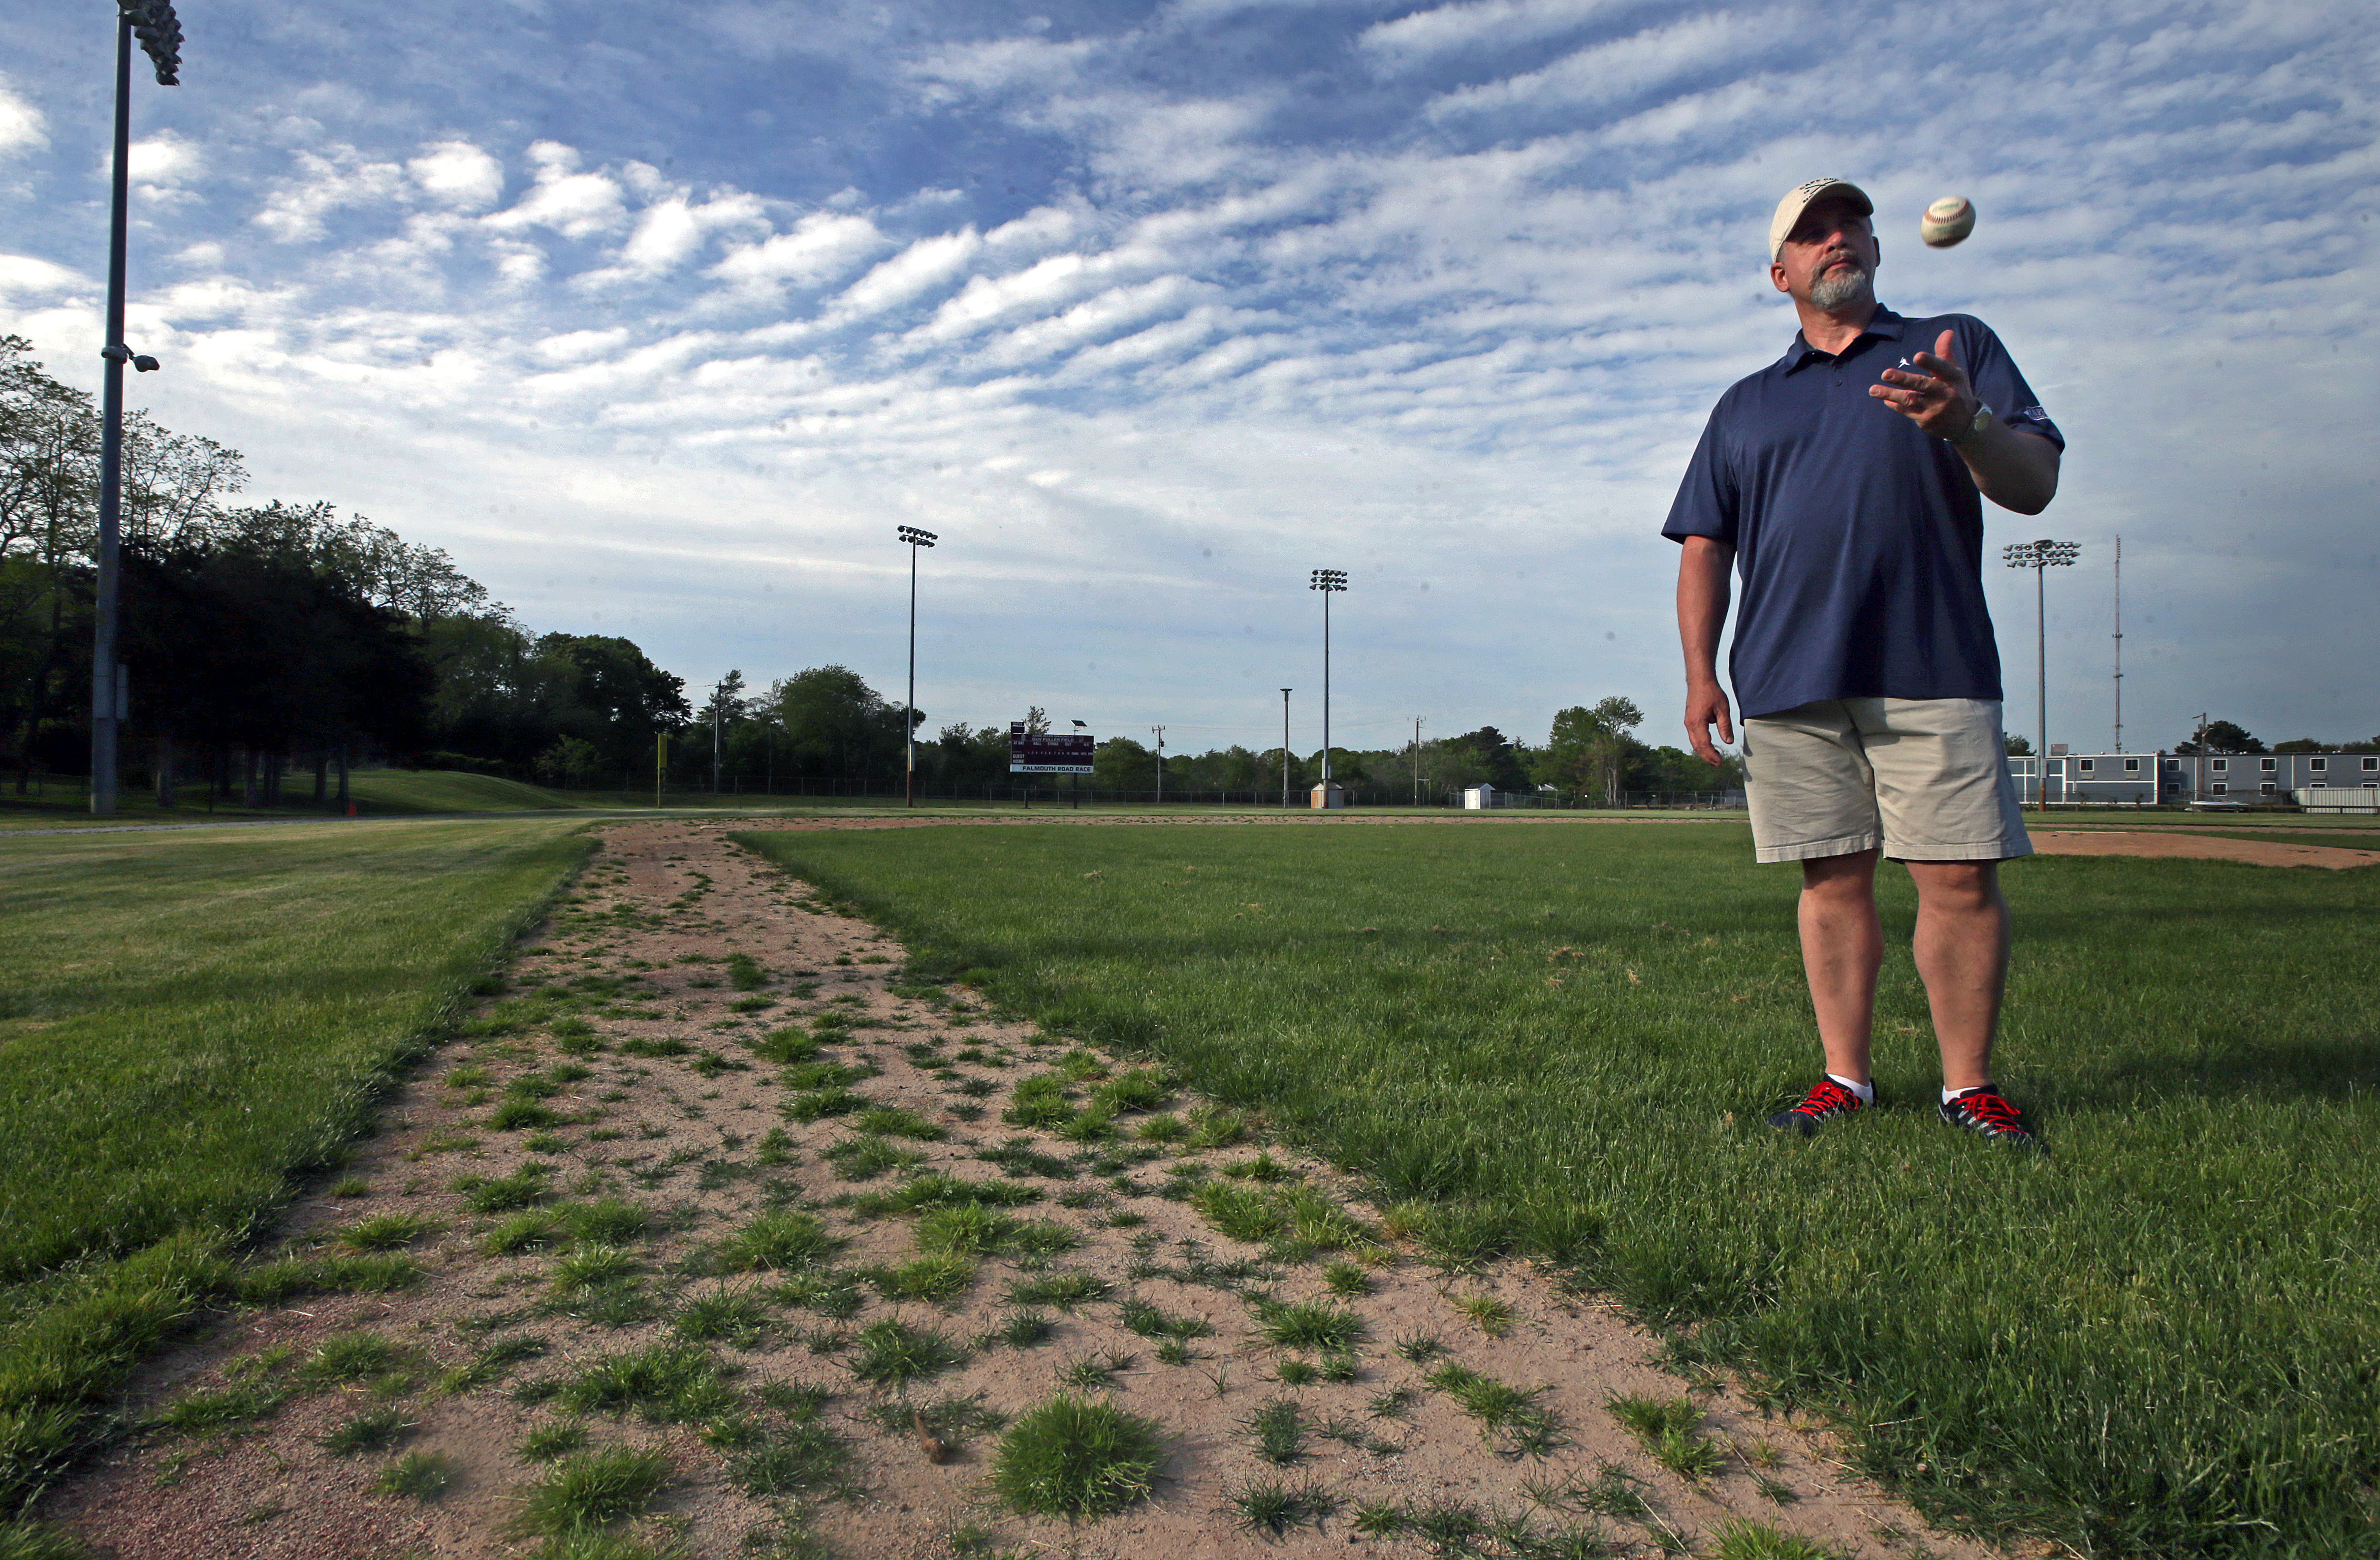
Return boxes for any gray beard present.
[1808,261,1873,312]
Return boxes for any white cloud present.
[409,141,506,212]
[0,78,44,159]
[533,327,632,364]
[126,131,202,191]
[1358,0,1629,65]
[706,211,888,291]
[583,190,772,287]
[483,141,628,240]
[830,228,984,320]
[0,253,84,298]
[1425,10,1798,120]
[253,145,410,242]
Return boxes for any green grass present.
[986,1394,1165,1518]
[511,1446,672,1535]
[0,816,588,1504]
[344,769,590,814]
[737,819,2380,1558]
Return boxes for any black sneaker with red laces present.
[1766,1076,1871,1136]
[1938,1085,2041,1150]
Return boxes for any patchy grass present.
[0,819,588,1505]
[986,1394,1165,1519]
[847,1319,969,1388]
[510,1446,671,1535]
[737,821,2380,1557]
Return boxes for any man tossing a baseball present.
[1663,177,2064,1148]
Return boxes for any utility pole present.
[1412,717,1424,807]
[2111,535,2124,753]
[655,733,668,809]
[89,1,182,814]
[1151,725,1165,806]
[711,692,722,794]
[1279,689,1292,809]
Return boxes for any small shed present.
[1462,784,1502,810]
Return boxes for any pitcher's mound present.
[2031,831,2380,869]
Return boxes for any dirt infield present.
[2029,831,2380,869]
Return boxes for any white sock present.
[1825,1073,1873,1103]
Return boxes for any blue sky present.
[2,0,2374,759]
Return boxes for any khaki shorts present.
[1742,697,2032,864]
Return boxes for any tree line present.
[2,335,692,802]
[4,332,1743,807]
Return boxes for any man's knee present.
[1908,860,2001,911]
[1800,847,1879,900]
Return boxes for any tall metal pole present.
[711,694,721,794]
[91,19,134,815]
[1280,689,1292,809]
[1321,590,1332,789]
[2111,535,2123,753]
[1413,716,1423,807]
[894,526,936,807]
[905,541,917,807]
[1151,725,1165,806]
[2035,560,2047,809]
[2004,540,2076,810]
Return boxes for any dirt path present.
[43,822,1999,1560]
[2029,830,2380,868]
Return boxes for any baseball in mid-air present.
[1920,196,1976,248]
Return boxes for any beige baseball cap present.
[1769,177,1873,263]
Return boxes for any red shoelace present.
[1790,1078,1865,1118]
[1948,1088,2027,1133]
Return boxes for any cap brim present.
[1770,179,1874,263]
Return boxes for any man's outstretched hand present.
[1685,680,1734,767]
[1870,328,1977,437]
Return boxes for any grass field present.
[0,815,591,1500]
[739,819,2380,1558]
[344,768,588,812]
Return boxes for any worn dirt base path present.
[45,821,2002,1560]
[2028,830,2380,869]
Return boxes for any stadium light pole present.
[1412,717,1424,807]
[89,0,181,815]
[1150,725,1165,806]
[2003,538,2080,809]
[1309,570,1346,801]
[1279,689,1292,809]
[896,526,936,806]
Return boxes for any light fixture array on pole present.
[896,526,937,807]
[1309,569,1346,802]
[2002,538,2079,809]
[89,0,182,816]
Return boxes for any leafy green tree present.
[534,735,601,786]
[2175,721,2263,756]
[2003,733,2032,756]
[772,665,915,780]
[538,634,690,771]
[1094,736,1154,790]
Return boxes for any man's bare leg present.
[1904,861,2010,1092]
[1798,848,1883,1084]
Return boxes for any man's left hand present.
[1870,328,1977,438]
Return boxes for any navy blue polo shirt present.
[1662,305,2063,720]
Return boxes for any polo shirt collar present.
[1779,304,1906,373]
